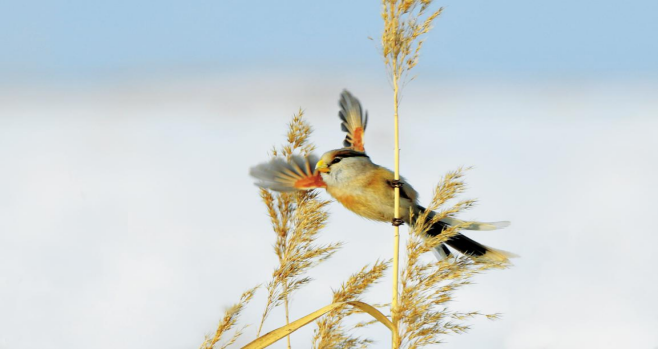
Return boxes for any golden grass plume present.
[312,260,391,349]
[382,0,443,86]
[200,286,258,349]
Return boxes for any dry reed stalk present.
[256,111,342,348]
[381,1,443,347]
[243,301,394,349]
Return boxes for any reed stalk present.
[381,1,443,347]
[392,60,402,349]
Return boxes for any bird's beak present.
[315,160,330,173]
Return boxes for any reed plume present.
[312,260,390,349]
[382,0,443,87]
[200,286,258,349]
[256,111,342,349]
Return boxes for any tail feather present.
[440,217,510,231]
[431,243,452,260]
[418,207,515,263]
[444,233,517,262]
[442,233,489,256]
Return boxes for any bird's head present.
[315,149,372,181]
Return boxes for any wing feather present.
[250,155,327,192]
[338,90,368,152]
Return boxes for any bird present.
[250,90,515,262]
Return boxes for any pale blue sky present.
[2,0,658,82]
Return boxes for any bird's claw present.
[392,218,404,226]
[389,180,404,188]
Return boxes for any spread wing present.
[339,90,368,152]
[250,155,327,192]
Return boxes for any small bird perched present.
[250,90,515,262]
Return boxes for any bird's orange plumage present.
[352,127,365,152]
[294,173,327,189]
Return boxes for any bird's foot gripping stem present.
[392,218,404,227]
[389,179,404,188]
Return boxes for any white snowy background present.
[2,76,656,349]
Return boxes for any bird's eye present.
[331,157,342,165]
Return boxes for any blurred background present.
[1,1,657,348]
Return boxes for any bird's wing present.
[338,90,368,152]
[384,172,419,204]
[250,155,327,192]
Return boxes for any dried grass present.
[200,286,258,349]
[312,260,391,349]
[381,0,443,87]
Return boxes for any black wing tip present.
[340,124,349,132]
[338,110,347,123]
[441,244,452,257]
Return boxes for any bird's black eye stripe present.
[331,157,342,165]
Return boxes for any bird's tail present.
[417,207,516,263]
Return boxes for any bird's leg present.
[392,218,404,226]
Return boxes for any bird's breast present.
[330,191,389,222]
[323,165,415,223]
[327,179,398,222]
